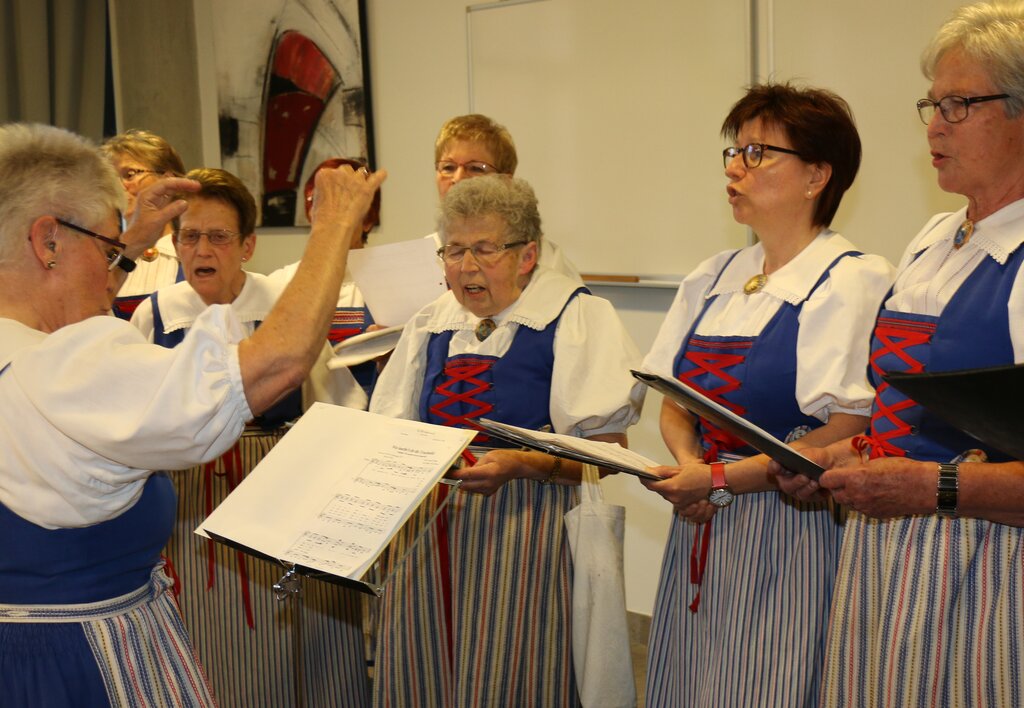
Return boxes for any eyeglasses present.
[119,167,157,183]
[173,229,242,246]
[722,143,802,169]
[55,218,129,271]
[916,93,1010,124]
[437,240,528,264]
[436,160,499,178]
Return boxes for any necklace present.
[953,219,974,249]
[743,273,768,294]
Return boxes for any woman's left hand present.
[819,456,935,518]
[640,463,712,512]
[447,449,525,496]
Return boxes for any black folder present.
[884,363,1024,460]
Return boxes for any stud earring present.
[46,260,57,269]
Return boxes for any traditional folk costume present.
[131,272,369,707]
[643,232,893,707]
[111,233,184,320]
[0,308,253,706]
[821,201,1024,707]
[369,266,644,707]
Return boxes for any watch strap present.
[710,461,727,490]
[114,253,137,273]
[936,462,959,518]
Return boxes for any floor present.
[629,612,651,707]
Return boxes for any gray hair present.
[0,123,124,266]
[922,1,1024,118]
[438,175,543,248]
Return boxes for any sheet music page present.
[480,419,662,470]
[347,238,446,326]
[199,403,475,581]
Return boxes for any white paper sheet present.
[328,324,404,369]
[198,403,475,581]
[347,238,447,326]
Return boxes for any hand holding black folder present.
[630,370,826,479]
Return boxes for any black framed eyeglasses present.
[55,218,129,271]
[437,240,528,264]
[173,228,243,246]
[916,93,1010,124]
[722,143,802,169]
[435,160,499,178]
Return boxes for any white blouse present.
[0,308,251,529]
[116,233,181,297]
[371,267,644,438]
[886,199,1024,359]
[132,272,366,410]
[644,230,895,422]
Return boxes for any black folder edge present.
[475,418,662,480]
[884,364,1024,461]
[203,478,464,598]
[630,369,825,480]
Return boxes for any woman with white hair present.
[0,122,383,706]
[777,3,1024,705]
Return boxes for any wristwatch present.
[707,462,735,508]
[936,462,959,518]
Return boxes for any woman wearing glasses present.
[776,4,1024,705]
[101,129,188,319]
[0,123,382,706]
[370,175,644,706]
[131,168,370,706]
[430,113,582,282]
[640,83,893,707]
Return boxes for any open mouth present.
[195,267,217,277]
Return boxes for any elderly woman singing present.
[0,122,383,706]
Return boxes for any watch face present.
[708,487,734,508]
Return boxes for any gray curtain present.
[0,0,107,140]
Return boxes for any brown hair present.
[175,168,257,236]
[721,83,861,227]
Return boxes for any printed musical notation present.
[198,403,476,586]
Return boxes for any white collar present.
[910,199,1024,265]
[156,272,282,334]
[710,229,858,305]
[426,267,584,334]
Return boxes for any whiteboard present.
[469,0,973,277]
[468,0,751,277]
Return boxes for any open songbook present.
[198,403,476,596]
[475,418,663,480]
[630,370,825,479]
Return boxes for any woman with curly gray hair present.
[371,174,644,706]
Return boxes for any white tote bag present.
[564,463,636,708]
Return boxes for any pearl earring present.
[46,260,57,269]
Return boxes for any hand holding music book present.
[630,370,825,479]
[198,403,476,596]
[475,418,662,480]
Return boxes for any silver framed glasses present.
[436,240,528,265]
[916,93,1010,124]
[722,143,802,169]
[173,229,243,247]
[435,160,499,178]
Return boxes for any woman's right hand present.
[640,462,713,512]
[770,437,860,502]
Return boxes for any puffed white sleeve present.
[2,307,253,528]
[368,306,434,421]
[795,253,896,421]
[548,294,645,438]
[642,250,736,377]
[128,294,156,341]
